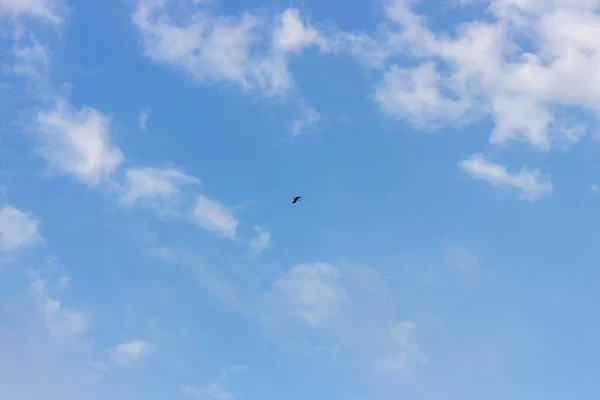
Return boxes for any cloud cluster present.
[260,260,427,378]
[33,102,258,238]
[127,0,600,200]
[1,0,269,246]
[372,0,600,149]
[131,1,327,97]
[2,0,594,398]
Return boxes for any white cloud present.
[0,0,66,24]
[272,8,323,53]
[446,246,482,276]
[218,365,247,381]
[4,40,52,84]
[29,271,89,341]
[374,62,470,128]
[1,269,112,400]
[129,0,600,149]
[249,225,271,255]
[374,321,427,378]
[184,384,234,400]
[131,0,290,96]
[364,0,600,150]
[0,205,42,252]
[0,1,64,102]
[460,153,553,201]
[111,340,153,366]
[192,195,238,238]
[290,102,321,136]
[131,1,332,97]
[34,99,124,185]
[260,260,428,378]
[42,296,88,339]
[138,106,152,131]
[270,262,348,327]
[120,167,200,205]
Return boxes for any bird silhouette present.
[292,196,301,204]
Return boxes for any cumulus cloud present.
[0,205,43,252]
[374,62,470,128]
[272,8,323,54]
[192,195,238,238]
[34,99,124,185]
[369,0,600,150]
[127,0,600,155]
[111,340,153,366]
[460,153,553,201]
[131,1,329,97]
[131,0,288,96]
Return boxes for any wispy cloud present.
[192,195,238,239]
[120,167,200,207]
[374,321,428,378]
[0,0,67,24]
[268,262,348,327]
[184,384,234,400]
[28,270,89,343]
[259,260,428,378]
[1,267,108,400]
[0,205,43,252]
[183,365,246,400]
[460,154,553,202]
[249,225,271,255]
[446,246,482,277]
[111,340,153,366]
[290,102,321,136]
[138,106,151,132]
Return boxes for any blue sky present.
[1,0,600,399]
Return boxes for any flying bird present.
[292,196,301,204]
